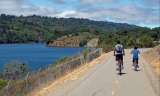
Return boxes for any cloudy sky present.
[0,0,159,28]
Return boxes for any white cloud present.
[0,0,56,16]
[56,10,76,17]
[78,0,117,4]
[66,5,159,25]
[0,0,25,11]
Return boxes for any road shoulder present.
[140,54,160,96]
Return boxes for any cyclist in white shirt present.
[114,40,125,70]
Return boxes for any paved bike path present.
[45,49,157,96]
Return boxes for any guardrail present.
[0,48,103,96]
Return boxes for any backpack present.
[116,45,122,53]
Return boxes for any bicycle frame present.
[118,59,122,75]
[134,59,138,71]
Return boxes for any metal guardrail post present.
[48,65,51,72]
[25,72,30,92]
[72,57,74,69]
[87,53,89,62]
[56,62,59,67]
[65,59,68,71]
[56,62,59,76]
[47,65,51,81]
[38,68,41,85]
[80,55,83,64]
[70,57,72,69]
[7,80,11,96]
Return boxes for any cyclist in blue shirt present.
[130,46,140,67]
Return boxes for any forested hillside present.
[0,14,138,44]
[0,14,159,48]
[98,27,160,49]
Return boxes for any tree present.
[126,36,136,47]
[147,31,158,40]
[139,35,154,48]
[80,39,87,46]
[93,30,100,35]
[46,33,56,44]
[3,60,30,80]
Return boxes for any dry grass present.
[151,56,160,76]
[143,45,160,76]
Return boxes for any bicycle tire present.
[119,60,122,75]
[134,59,137,71]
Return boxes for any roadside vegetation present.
[98,27,160,49]
[143,45,160,76]
[0,61,30,89]
[0,48,92,90]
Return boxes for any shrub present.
[0,79,9,89]
[103,45,113,53]
[82,48,91,59]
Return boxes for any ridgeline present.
[0,14,138,46]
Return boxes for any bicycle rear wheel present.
[134,59,137,71]
[119,60,122,75]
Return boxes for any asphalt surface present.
[45,49,159,96]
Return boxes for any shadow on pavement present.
[117,73,127,76]
[132,69,142,71]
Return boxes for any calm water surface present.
[0,43,84,71]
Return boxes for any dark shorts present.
[115,54,123,61]
[133,58,138,64]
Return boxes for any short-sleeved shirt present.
[114,44,123,55]
[132,49,139,58]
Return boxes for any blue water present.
[0,43,84,71]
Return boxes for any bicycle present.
[133,59,138,71]
[118,59,123,75]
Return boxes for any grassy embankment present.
[143,45,160,76]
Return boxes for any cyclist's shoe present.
[137,65,139,68]
[121,66,124,69]
[116,67,119,71]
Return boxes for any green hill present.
[0,14,138,44]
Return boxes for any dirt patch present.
[142,45,160,76]
[26,53,107,96]
[87,38,98,47]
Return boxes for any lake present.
[0,43,85,71]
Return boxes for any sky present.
[0,0,159,29]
